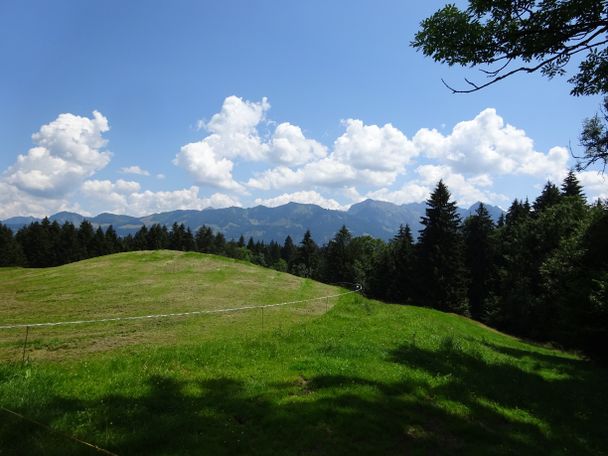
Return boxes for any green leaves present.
[412,0,608,95]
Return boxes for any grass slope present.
[0,252,607,455]
[0,251,336,361]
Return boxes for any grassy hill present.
[0,251,606,455]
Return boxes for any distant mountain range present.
[1,200,504,243]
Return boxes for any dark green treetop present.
[418,180,469,315]
[533,181,562,213]
[561,169,586,199]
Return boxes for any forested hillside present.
[1,172,606,360]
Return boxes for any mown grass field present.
[0,251,607,455]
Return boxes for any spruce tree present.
[0,223,24,266]
[268,241,282,266]
[281,236,296,264]
[213,232,226,255]
[147,224,169,250]
[463,203,496,321]
[90,226,108,257]
[169,223,183,250]
[417,180,469,314]
[184,228,196,251]
[195,226,214,253]
[132,225,149,251]
[505,199,531,225]
[389,224,415,303]
[325,225,353,284]
[17,220,53,267]
[561,169,586,201]
[293,230,319,278]
[78,220,96,258]
[59,222,79,263]
[533,181,561,213]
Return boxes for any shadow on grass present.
[389,339,608,455]
[2,343,607,456]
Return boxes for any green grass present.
[1,251,607,455]
[0,251,336,361]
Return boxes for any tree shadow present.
[3,352,607,456]
[389,339,608,455]
[477,338,588,369]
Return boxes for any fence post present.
[21,326,29,365]
[261,307,264,329]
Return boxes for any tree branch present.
[442,33,608,94]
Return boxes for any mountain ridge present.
[2,199,504,243]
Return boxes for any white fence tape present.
[0,284,361,330]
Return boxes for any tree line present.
[0,172,606,360]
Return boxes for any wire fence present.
[0,283,362,455]
[0,283,361,363]
[0,284,361,330]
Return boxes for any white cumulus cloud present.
[247,118,417,191]
[173,140,243,192]
[120,165,150,176]
[81,179,241,216]
[3,111,111,197]
[0,181,85,219]
[269,122,327,166]
[174,96,273,190]
[577,171,608,201]
[366,165,508,207]
[254,190,348,211]
[333,119,417,173]
[413,108,569,181]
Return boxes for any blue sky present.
[1,0,606,218]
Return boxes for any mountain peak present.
[2,200,504,243]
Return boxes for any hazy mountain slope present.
[2,200,504,242]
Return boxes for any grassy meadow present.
[0,251,607,455]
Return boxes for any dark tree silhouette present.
[417,181,469,315]
[463,203,496,321]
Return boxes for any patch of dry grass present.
[0,251,340,361]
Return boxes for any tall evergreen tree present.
[388,224,415,303]
[463,203,496,321]
[213,232,226,255]
[90,226,108,257]
[505,199,531,226]
[281,236,296,265]
[195,226,214,253]
[59,222,80,264]
[293,230,319,278]
[533,181,561,213]
[267,241,282,266]
[0,223,24,266]
[417,180,469,314]
[17,220,54,267]
[169,223,184,250]
[147,224,169,250]
[132,225,149,251]
[183,228,196,251]
[561,169,586,201]
[493,199,535,332]
[78,220,96,258]
[324,225,353,284]
[104,225,122,253]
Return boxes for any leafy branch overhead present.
[412,0,608,96]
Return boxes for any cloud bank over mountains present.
[1,96,606,219]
